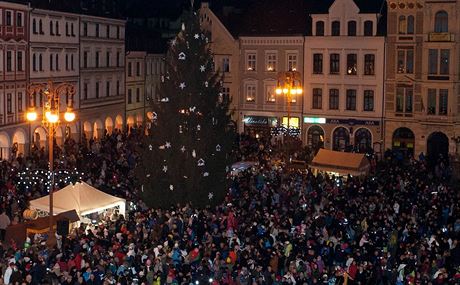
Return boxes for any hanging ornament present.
[179,82,186,90]
[162,165,168,173]
[205,37,209,43]
[204,81,209,88]
[181,23,185,31]
[160,97,169,102]
[189,106,196,112]
[181,146,186,153]
[179,125,183,134]
[192,150,196,158]
[216,144,221,152]
[197,158,205,167]
[161,75,165,82]
[203,172,210,177]
[165,142,171,149]
[212,117,217,125]
[208,192,213,199]
[201,33,205,40]
[218,93,223,103]
[159,145,165,150]
[194,34,200,39]
[149,144,153,151]
[186,41,190,49]
[226,166,229,172]
[220,80,224,86]
[197,124,201,131]
[152,112,158,120]
[200,65,205,72]
[169,184,174,191]
[146,173,151,178]
[171,38,177,46]
[178,52,186,60]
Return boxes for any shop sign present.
[326,118,380,126]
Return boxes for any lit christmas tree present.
[137,12,235,208]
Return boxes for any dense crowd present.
[0,131,458,285]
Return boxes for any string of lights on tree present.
[16,168,85,191]
[271,126,301,137]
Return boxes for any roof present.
[305,0,385,14]
[310,149,370,176]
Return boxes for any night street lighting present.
[26,80,76,245]
[274,71,303,134]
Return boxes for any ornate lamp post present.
[274,71,303,136]
[26,80,76,243]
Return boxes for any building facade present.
[29,8,80,148]
[125,50,146,129]
[385,0,460,159]
[79,14,125,139]
[304,0,385,153]
[144,53,165,125]
[0,1,29,159]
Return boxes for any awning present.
[310,149,370,176]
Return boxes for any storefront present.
[243,116,278,138]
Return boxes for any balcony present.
[428,32,454,42]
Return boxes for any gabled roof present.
[305,0,385,14]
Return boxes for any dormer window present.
[331,21,340,36]
[316,21,324,36]
[364,21,373,36]
[347,21,356,36]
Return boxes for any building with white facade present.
[125,50,145,129]
[303,0,386,154]
[144,53,164,124]
[0,1,29,159]
[29,8,80,148]
[79,14,125,139]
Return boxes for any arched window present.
[331,21,340,36]
[407,15,414,34]
[39,19,43,34]
[316,21,324,36]
[434,11,448,32]
[364,20,373,36]
[32,19,37,34]
[398,16,406,34]
[50,20,54,35]
[55,21,59,35]
[32,54,37,71]
[347,21,357,36]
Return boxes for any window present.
[347,21,357,36]
[50,20,54,35]
[106,25,110,38]
[117,26,120,39]
[7,94,12,114]
[316,21,324,36]
[18,92,23,112]
[439,89,448,115]
[66,23,69,36]
[95,51,100,68]
[71,23,74,36]
[136,62,140,76]
[39,54,43,71]
[427,88,436,115]
[407,15,414,34]
[398,16,406,34]
[117,52,120,67]
[95,82,100,98]
[55,22,60,35]
[346,54,357,75]
[136,88,140,102]
[397,49,414,74]
[331,21,340,36]
[106,81,110,97]
[247,53,256,71]
[33,54,37,71]
[364,54,375,75]
[222,57,230,72]
[106,51,110,67]
[330,53,340,74]
[83,51,88,68]
[128,62,132,76]
[128,89,132,104]
[50,54,54,71]
[96,23,100,37]
[429,49,449,75]
[16,12,23,27]
[83,83,88,100]
[313,54,323,74]
[364,21,373,36]
[6,11,11,26]
[6,51,12,72]
[346,89,356,111]
[55,54,59,70]
[83,22,88,36]
[39,19,43,34]
[33,19,37,34]
[116,81,120,95]
[222,87,230,103]
[265,85,275,102]
[17,51,23,72]
[71,54,74,70]
[266,53,277,71]
[363,90,374,111]
[396,87,413,113]
[435,11,448,33]
[312,88,322,109]
[66,54,69,70]
[245,84,256,102]
[287,53,297,71]
[329,89,339,110]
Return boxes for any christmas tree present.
[137,12,235,208]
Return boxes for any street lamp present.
[275,71,303,134]
[26,80,76,244]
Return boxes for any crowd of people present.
[0,130,458,285]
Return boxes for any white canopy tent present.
[30,182,126,217]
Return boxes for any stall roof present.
[310,149,370,176]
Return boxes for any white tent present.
[30,182,126,217]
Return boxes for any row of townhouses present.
[201,0,460,160]
[0,1,164,159]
